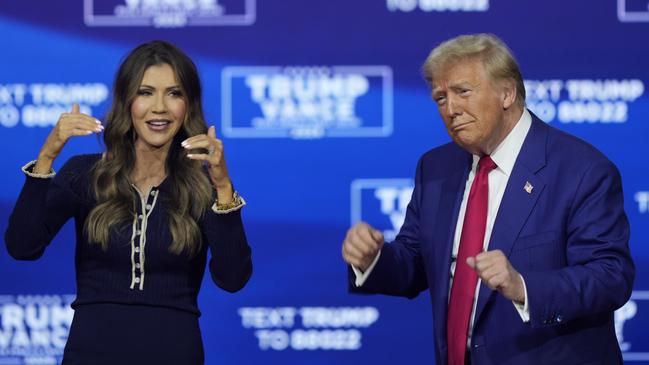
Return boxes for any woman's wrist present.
[212,175,232,190]
[33,154,55,175]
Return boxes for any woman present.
[5,40,252,364]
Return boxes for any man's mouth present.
[451,120,473,132]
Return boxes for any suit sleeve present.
[202,209,252,293]
[524,158,634,328]
[5,160,80,260]
[350,157,428,299]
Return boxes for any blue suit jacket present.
[352,113,635,365]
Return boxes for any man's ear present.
[501,79,517,110]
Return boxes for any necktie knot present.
[478,155,497,174]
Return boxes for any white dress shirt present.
[353,109,533,334]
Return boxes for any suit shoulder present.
[410,142,469,180]
[419,141,468,166]
[544,124,615,168]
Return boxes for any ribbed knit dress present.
[5,154,253,365]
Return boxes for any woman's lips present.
[146,119,172,131]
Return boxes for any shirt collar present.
[472,109,532,176]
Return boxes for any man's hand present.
[342,222,384,272]
[467,250,525,303]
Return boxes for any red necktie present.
[447,155,497,365]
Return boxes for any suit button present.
[556,315,563,323]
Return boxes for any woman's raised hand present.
[182,125,234,204]
[34,103,103,174]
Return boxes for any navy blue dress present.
[5,155,252,364]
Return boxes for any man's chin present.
[452,134,483,155]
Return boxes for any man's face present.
[431,58,510,156]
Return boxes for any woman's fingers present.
[182,134,219,147]
[60,114,103,132]
[186,153,212,161]
[182,135,223,156]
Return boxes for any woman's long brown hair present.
[85,40,213,256]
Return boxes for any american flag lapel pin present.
[524,181,533,194]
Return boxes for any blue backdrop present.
[0,0,647,364]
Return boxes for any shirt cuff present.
[22,160,56,179]
[352,250,381,287]
[211,191,246,214]
[513,273,530,322]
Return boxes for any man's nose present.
[446,96,461,118]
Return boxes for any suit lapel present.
[473,116,548,325]
[432,153,471,330]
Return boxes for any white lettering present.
[240,306,379,351]
[25,306,48,330]
[524,79,644,124]
[387,0,488,12]
[557,101,627,123]
[29,84,108,105]
[290,329,361,350]
[12,330,30,347]
[0,84,28,105]
[300,307,379,328]
[524,80,563,101]
[0,296,73,360]
[374,187,413,232]
[615,300,637,352]
[0,106,20,127]
[238,307,296,329]
[526,101,556,122]
[2,304,25,331]
[636,191,649,213]
[254,330,290,350]
[0,329,11,347]
[565,79,644,101]
[0,83,109,129]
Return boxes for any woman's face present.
[131,63,186,152]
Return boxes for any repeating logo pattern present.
[350,179,414,242]
[83,0,255,27]
[636,191,649,214]
[617,291,649,361]
[0,295,74,365]
[525,79,644,124]
[221,66,393,139]
[238,306,379,351]
[618,0,649,22]
[0,83,109,128]
[386,0,489,12]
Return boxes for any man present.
[342,34,634,365]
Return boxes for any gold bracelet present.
[216,191,243,211]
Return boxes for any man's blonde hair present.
[422,33,526,108]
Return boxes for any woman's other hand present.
[182,125,233,204]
